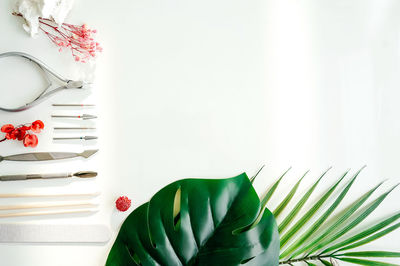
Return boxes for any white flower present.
[15,0,74,37]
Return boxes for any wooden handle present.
[0,202,97,211]
[0,191,100,198]
[0,209,97,219]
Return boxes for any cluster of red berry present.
[0,120,44,147]
[116,196,131,212]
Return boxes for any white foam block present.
[0,224,110,243]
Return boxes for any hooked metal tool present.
[0,52,89,112]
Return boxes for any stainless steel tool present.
[51,114,97,120]
[54,127,96,130]
[0,171,97,181]
[0,52,88,112]
[0,150,98,162]
[53,104,95,107]
[53,136,98,140]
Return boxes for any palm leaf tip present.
[273,170,309,218]
[290,180,384,258]
[273,168,400,266]
[280,170,361,259]
[306,184,398,257]
[250,165,266,183]
[279,168,348,250]
[336,257,399,266]
[278,167,334,234]
[335,251,400,258]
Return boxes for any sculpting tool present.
[54,127,96,130]
[52,104,96,107]
[53,136,98,141]
[0,150,98,163]
[0,171,97,181]
[51,114,97,120]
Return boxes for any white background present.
[1,0,400,265]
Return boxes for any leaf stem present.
[279,254,332,264]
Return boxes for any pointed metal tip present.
[82,114,98,120]
[80,150,99,158]
[83,136,98,140]
[73,171,98,178]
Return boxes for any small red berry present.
[23,134,38,148]
[115,196,131,212]
[1,124,14,133]
[31,120,44,133]
[13,128,26,141]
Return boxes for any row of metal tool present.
[0,51,102,225]
[52,103,98,141]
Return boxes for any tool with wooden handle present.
[0,171,97,181]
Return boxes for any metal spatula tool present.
[0,171,97,181]
[0,150,98,162]
[0,224,110,243]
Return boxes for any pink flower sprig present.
[12,12,102,63]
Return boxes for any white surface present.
[0,0,400,265]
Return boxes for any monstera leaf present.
[106,173,280,266]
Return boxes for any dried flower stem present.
[12,12,102,63]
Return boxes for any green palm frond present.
[264,167,400,266]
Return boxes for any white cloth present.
[15,0,74,37]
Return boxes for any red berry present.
[31,120,44,133]
[23,134,38,148]
[13,128,26,141]
[1,124,14,133]
[116,196,131,212]
[5,132,15,140]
